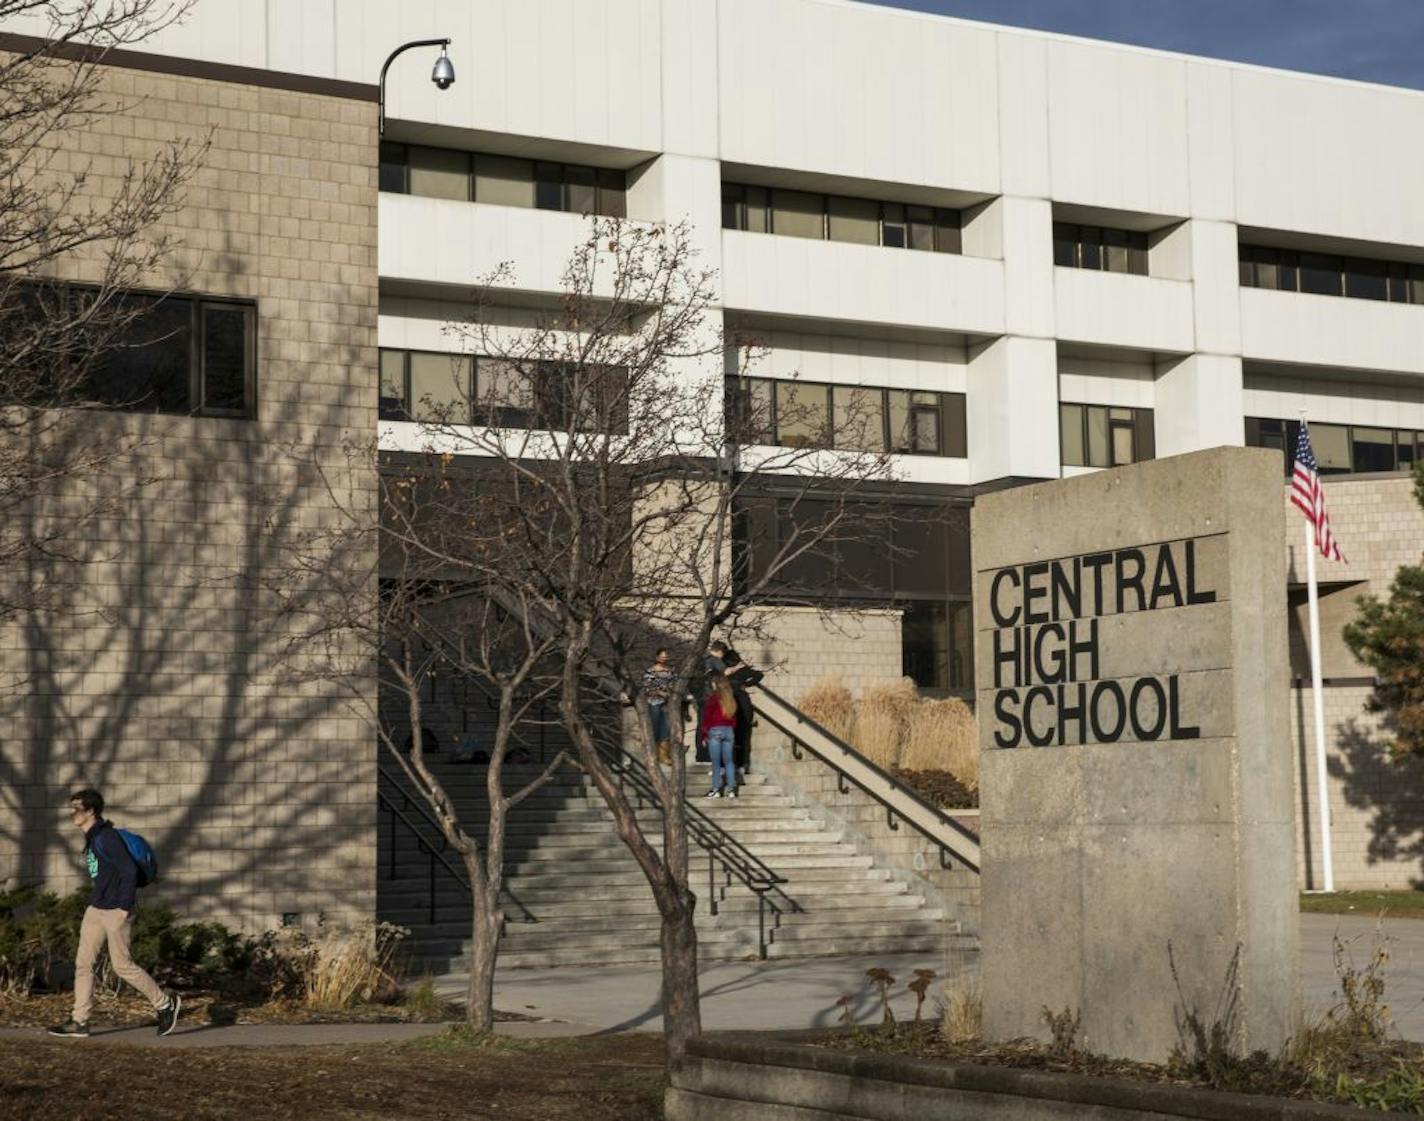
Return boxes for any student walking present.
[701,672,739,798]
[48,789,181,1038]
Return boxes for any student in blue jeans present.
[699,672,739,798]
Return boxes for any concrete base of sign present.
[974,447,1298,1063]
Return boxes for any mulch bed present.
[891,768,978,810]
[0,1032,667,1121]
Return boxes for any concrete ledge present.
[666,1035,1386,1121]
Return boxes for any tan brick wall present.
[0,65,379,933]
[1284,475,1424,890]
[729,606,905,703]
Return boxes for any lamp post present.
[379,38,454,136]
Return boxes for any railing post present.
[758,894,767,960]
[708,851,718,916]
[428,847,436,926]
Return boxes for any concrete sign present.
[974,447,1298,1063]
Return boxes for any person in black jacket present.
[48,789,180,1038]
[722,649,764,781]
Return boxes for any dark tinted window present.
[201,304,248,413]
[1059,402,1154,468]
[721,183,960,254]
[1054,222,1148,275]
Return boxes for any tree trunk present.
[659,883,701,1062]
[465,877,502,1031]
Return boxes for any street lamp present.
[379,38,455,136]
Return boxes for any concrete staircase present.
[377,757,967,971]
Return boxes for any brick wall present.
[0,64,379,933]
[1285,475,1424,890]
[729,606,906,702]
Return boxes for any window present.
[83,291,255,418]
[379,145,627,216]
[722,183,960,253]
[1240,244,1424,304]
[1247,416,1423,475]
[725,377,967,457]
[379,349,627,433]
[1053,222,1149,275]
[1059,403,1155,468]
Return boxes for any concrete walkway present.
[4,913,1419,1047]
[470,912,1424,1039]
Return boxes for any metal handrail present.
[753,684,981,874]
[377,764,538,924]
[581,721,799,959]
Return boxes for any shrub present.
[250,920,408,1009]
[856,679,918,769]
[800,676,855,743]
[938,978,982,1043]
[901,697,978,787]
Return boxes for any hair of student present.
[68,788,104,816]
[710,671,736,714]
[709,640,728,654]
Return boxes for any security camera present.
[431,51,455,90]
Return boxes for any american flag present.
[1291,422,1346,563]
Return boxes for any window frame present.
[720,183,961,254]
[1246,414,1422,476]
[1053,222,1149,276]
[1059,401,1155,468]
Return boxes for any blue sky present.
[861,0,1424,90]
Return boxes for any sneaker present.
[47,1019,89,1038]
[155,994,181,1037]
[727,789,738,799]
[704,789,721,798]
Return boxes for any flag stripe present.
[1291,423,1346,564]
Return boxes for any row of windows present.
[1246,417,1422,475]
[379,348,629,432]
[1060,403,1155,469]
[1053,223,1149,275]
[1238,245,1424,304]
[378,143,628,217]
[721,184,962,253]
[726,377,968,458]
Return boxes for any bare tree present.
[397,217,898,1061]
[0,0,204,625]
[265,441,575,1030]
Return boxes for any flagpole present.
[1302,437,1335,894]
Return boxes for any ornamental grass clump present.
[856,679,918,769]
[901,697,978,788]
[799,676,855,744]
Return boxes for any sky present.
[861,0,1424,90]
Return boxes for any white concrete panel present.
[1244,373,1424,430]
[737,332,968,391]
[264,0,336,78]
[627,156,723,291]
[1054,269,1196,354]
[1000,197,1055,339]
[1045,39,1191,218]
[365,0,662,152]
[721,231,1005,337]
[717,0,1000,192]
[660,0,720,158]
[1184,62,1235,221]
[1058,355,1155,408]
[967,335,1058,482]
[1190,220,1242,356]
[379,192,623,297]
[1154,353,1245,456]
[1240,289,1424,378]
[996,32,1051,198]
[1232,69,1424,248]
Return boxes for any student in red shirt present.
[700,672,739,798]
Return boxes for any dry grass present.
[938,978,983,1043]
[800,676,856,743]
[855,679,919,769]
[262,921,407,1011]
[902,697,979,789]
[801,676,980,789]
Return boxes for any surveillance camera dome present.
[431,53,455,90]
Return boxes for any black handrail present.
[754,684,981,875]
[377,764,538,924]
[582,720,800,959]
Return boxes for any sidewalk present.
[4,913,1418,1047]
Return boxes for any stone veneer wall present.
[1285,474,1424,890]
[0,60,379,932]
[730,607,905,699]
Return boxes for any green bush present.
[0,883,250,995]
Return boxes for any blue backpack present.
[113,827,159,887]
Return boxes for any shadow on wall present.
[0,213,376,932]
[1331,717,1424,890]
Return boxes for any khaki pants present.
[73,905,165,1024]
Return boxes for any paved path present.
[474,913,1424,1038]
[4,913,1421,1047]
